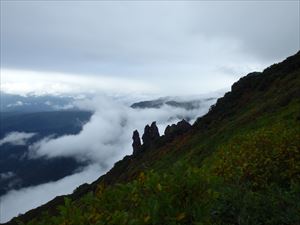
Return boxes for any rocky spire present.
[142,121,160,146]
[150,121,160,138]
[132,130,141,154]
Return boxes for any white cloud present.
[7,101,24,107]
[2,1,298,73]
[0,164,104,223]
[1,93,220,222]
[3,2,291,97]
[1,69,157,96]
[29,94,218,163]
[0,132,36,146]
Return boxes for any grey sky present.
[1,1,299,95]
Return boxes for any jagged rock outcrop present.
[164,119,192,138]
[131,122,160,154]
[142,121,160,147]
[132,120,191,153]
[132,130,141,154]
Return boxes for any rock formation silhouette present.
[142,121,160,147]
[164,119,191,138]
[132,130,141,154]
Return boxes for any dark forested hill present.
[0,93,77,113]
[4,51,300,225]
[130,97,216,110]
[0,111,92,196]
[0,111,92,138]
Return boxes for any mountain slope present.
[4,51,300,225]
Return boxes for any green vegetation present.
[214,123,300,190]
[20,121,300,225]
[12,52,300,225]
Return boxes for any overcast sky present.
[1,1,299,96]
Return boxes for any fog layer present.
[1,94,219,223]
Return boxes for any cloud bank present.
[0,164,104,223]
[1,69,158,96]
[1,94,219,222]
[2,1,298,72]
[0,132,36,146]
[2,1,298,96]
[29,95,218,164]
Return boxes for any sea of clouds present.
[0,93,221,223]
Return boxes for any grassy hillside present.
[7,51,300,225]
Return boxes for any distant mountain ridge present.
[130,97,216,110]
[0,92,81,112]
[0,111,92,138]
[1,91,217,112]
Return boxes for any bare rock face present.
[132,130,141,154]
[132,122,160,154]
[164,119,191,138]
[142,121,160,146]
[150,121,160,138]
